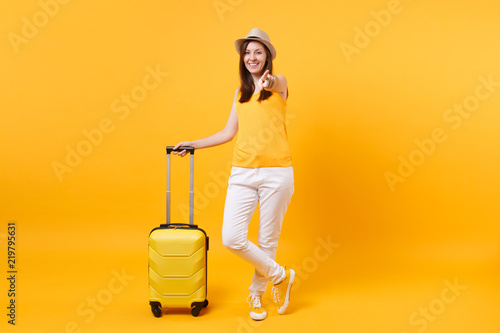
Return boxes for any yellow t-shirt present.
[233,91,292,168]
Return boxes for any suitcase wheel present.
[191,300,208,317]
[151,303,162,318]
[191,305,202,317]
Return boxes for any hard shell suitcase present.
[148,146,209,317]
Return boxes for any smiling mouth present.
[248,63,260,68]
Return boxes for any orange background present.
[1,0,499,332]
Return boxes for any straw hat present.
[235,28,276,60]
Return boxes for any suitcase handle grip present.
[160,223,199,229]
[166,146,195,154]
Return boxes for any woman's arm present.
[173,89,239,157]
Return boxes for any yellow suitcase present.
[148,147,209,317]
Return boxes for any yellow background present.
[1,0,499,332]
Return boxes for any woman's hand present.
[172,141,194,157]
[258,70,277,91]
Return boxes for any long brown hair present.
[238,40,273,103]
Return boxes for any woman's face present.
[243,41,267,75]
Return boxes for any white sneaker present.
[247,293,267,321]
[272,268,295,315]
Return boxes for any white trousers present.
[222,166,294,296]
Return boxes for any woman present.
[173,28,294,321]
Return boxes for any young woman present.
[173,28,294,321]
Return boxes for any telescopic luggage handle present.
[166,146,195,225]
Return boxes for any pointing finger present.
[261,70,269,81]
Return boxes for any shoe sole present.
[250,312,267,321]
[277,269,295,315]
